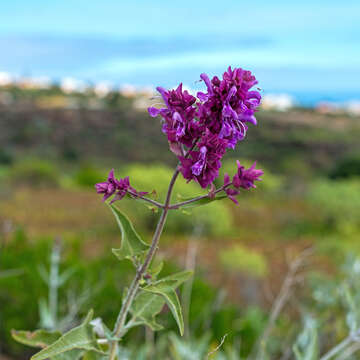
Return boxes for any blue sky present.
[1,0,360,102]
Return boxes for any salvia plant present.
[11,66,264,359]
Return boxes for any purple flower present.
[148,84,201,149]
[95,170,147,203]
[225,188,240,204]
[147,67,262,190]
[232,161,264,190]
[179,130,227,188]
[197,67,261,149]
[95,169,118,201]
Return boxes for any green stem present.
[49,238,61,328]
[169,184,228,209]
[108,168,180,360]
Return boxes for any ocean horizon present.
[1,1,359,107]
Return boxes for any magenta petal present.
[95,182,108,193]
[148,107,161,117]
[200,73,213,94]
[232,174,241,188]
[226,86,237,102]
[156,87,169,107]
[224,173,230,186]
[240,114,257,125]
[107,169,115,182]
[225,188,239,204]
[228,195,239,204]
[197,91,209,102]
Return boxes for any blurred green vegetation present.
[1,86,360,359]
[219,244,268,278]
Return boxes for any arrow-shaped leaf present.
[149,261,164,279]
[52,350,84,360]
[141,270,193,336]
[11,329,84,360]
[109,204,150,261]
[29,310,104,360]
[11,329,62,348]
[130,291,165,331]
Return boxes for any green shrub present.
[330,154,360,179]
[9,159,60,187]
[219,244,268,278]
[308,179,360,236]
[74,164,104,188]
[0,147,14,165]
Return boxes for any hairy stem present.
[108,168,180,360]
[127,190,164,209]
[169,185,228,209]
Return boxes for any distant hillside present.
[0,87,359,175]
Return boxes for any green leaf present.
[109,204,150,261]
[293,316,318,360]
[11,329,62,348]
[52,350,84,360]
[58,267,77,287]
[29,310,104,360]
[149,261,164,278]
[155,271,193,287]
[130,291,165,331]
[83,351,108,360]
[11,329,83,360]
[169,332,212,359]
[343,284,360,333]
[142,271,193,336]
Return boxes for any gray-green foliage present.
[141,270,193,336]
[109,206,193,336]
[12,203,193,359]
[30,310,103,360]
[293,316,319,360]
[12,311,104,360]
[295,256,360,360]
[342,257,360,335]
[11,329,62,348]
[108,206,192,335]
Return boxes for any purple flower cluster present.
[224,162,264,204]
[96,67,263,205]
[148,66,261,188]
[95,169,147,203]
